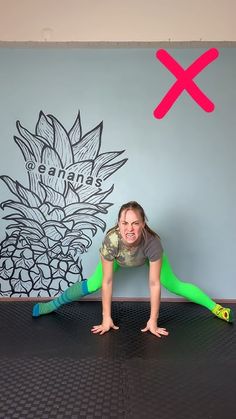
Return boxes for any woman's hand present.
[91,318,119,335]
[141,319,169,338]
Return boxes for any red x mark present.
[153,48,219,119]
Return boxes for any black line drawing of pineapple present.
[0,111,128,297]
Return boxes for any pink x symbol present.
[153,48,219,119]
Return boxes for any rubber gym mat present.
[0,301,235,418]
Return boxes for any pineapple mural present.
[0,111,128,297]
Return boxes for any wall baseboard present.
[0,297,235,303]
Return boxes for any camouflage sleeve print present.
[100,229,119,261]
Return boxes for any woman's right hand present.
[91,318,119,335]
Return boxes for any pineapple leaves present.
[64,213,106,232]
[65,183,80,204]
[1,201,46,223]
[64,202,107,217]
[0,176,28,205]
[69,111,82,145]
[98,159,128,180]
[14,218,44,235]
[35,111,54,144]
[16,121,50,160]
[15,227,44,241]
[86,185,114,204]
[39,203,65,221]
[74,184,102,202]
[73,122,102,162]
[71,222,98,236]
[13,138,46,200]
[43,223,68,241]
[41,146,63,168]
[40,184,65,207]
[41,147,65,193]
[14,137,34,162]
[3,213,23,220]
[97,202,113,210]
[66,160,93,177]
[92,151,125,176]
[17,183,42,207]
[61,233,92,249]
[48,115,74,168]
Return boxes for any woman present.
[91,201,168,337]
[33,201,233,336]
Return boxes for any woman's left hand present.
[141,319,169,338]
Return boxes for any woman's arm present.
[141,259,169,338]
[91,256,119,335]
[101,256,114,319]
[149,259,162,322]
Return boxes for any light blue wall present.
[0,47,235,299]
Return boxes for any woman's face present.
[118,209,145,246]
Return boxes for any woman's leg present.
[32,260,120,317]
[160,254,232,322]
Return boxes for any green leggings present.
[160,254,215,310]
[32,253,215,317]
[87,253,215,310]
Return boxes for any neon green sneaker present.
[212,304,233,323]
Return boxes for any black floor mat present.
[0,301,235,418]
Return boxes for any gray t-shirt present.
[100,228,163,267]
